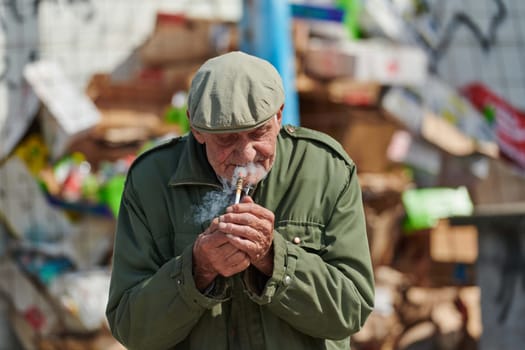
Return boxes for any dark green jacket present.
[106,126,374,350]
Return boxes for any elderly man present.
[106,51,374,350]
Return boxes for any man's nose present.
[236,141,257,162]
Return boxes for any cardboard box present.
[299,98,401,173]
[87,73,174,115]
[382,84,498,158]
[473,158,525,205]
[392,228,477,287]
[304,39,428,86]
[23,61,101,160]
[139,13,236,66]
[296,73,382,107]
[430,219,478,264]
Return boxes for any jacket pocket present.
[274,220,325,252]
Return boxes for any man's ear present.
[191,128,206,144]
[276,104,284,126]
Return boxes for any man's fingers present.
[227,204,274,220]
[220,241,244,259]
[225,233,257,250]
[227,212,255,225]
[225,233,269,262]
[218,220,268,241]
[198,230,230,248]
[241,195,254,204]
[226,198,275,221]
[220,209,274,235]
[214,249,250,277]
[224,249,250,266]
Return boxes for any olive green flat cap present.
[187,51,284,134]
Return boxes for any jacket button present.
[283,275,292,286]
[293,237,301,244]
[286,125,295,133]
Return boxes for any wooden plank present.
[474,159,525,205]
[450,204,525,227]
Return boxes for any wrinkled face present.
[192,110,282,184]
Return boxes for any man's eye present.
[251,129,268,139]
[216,137,236,145]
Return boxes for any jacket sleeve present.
[244,164,375,340]
[105,174,229,350]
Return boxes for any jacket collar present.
[168,133,223,190]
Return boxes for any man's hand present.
[219,196,275,276]
[192,217,250,291]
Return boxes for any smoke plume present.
[191,162,268,224]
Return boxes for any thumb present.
[227,195,254,213]
[241,195,254,204]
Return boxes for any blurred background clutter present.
[1,0,524,349]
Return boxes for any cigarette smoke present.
[191,162,268,224]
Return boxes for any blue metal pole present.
[239,0,300,126]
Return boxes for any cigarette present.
[234,177,243,204]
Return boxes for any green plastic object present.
[165,91,190,134]
[402,186,474,232]
[482,104,496,125]
[337,0,362,39]
[99,175,126,218]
